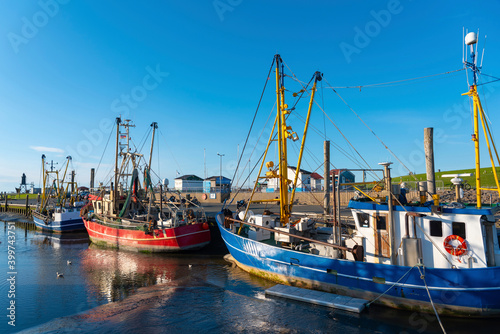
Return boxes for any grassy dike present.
[396,167,500,188]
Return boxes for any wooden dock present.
[265,284,368,313]
[0,196,33,218]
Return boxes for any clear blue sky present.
[1,1,499,191]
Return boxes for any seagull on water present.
[67,260,72,265]
[57,272,64,278]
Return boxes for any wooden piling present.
[424,127,436,198]
[323,140,330,216]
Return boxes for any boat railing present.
[224,217,361,256]
[32,210,49,221]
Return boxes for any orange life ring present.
[443,234,468,256]
[202,194,207,200]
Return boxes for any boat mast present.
[289,71,322,211]
[147,122,158,171]
[462,31,500,208]
[40,154,47,210]
[146,122,158,223]
[275,55,290,225]
[58,156,71,207]
[113,117,121,214]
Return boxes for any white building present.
[267,166,313,192]
[174,175,203,192]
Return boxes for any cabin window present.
[452,222,466,239]
[429,220,443,237]
[375,215,387,230]
[357,212,370,228]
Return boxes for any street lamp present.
[217,153,224,194]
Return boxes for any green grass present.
[395,167,500,188]
[1,193,35,200]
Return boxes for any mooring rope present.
[417,266,447,334]
[366,265,416,306]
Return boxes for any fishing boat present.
[216,35,500,317]
[81,119,211,252]
[32,155,86,232]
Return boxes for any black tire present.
[464,183,472,190]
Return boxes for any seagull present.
[57,272,64,278]
[188,264,192,269]
[67,260,72,265]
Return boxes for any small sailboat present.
[32,155,86,232]
[81,119,211,252]
[216,37,500,317]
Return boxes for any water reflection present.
[80,245,204,303]
[31,231,90,249]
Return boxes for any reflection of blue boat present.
[217,47,500,317]
[32,231,90,249]
[32,155,86,233]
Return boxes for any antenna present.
[462,27,465,64]
[475,29,479,65]
[464,30,480,86]
[480,35,486,68]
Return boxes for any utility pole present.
[217,153,224,196]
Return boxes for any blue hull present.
[33,216,85,233]
[216,213,500,316]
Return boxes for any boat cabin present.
[348,200,500,269]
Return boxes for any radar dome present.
[465,32,477,45]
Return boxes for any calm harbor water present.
[2,214,500,333]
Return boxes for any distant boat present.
[216,48,500,317]
[32,155,86,233]
[81,119,211,252]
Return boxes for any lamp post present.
[217,153,224,194]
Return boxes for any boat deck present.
[265,284,368,313]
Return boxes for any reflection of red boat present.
[82,119,211,252]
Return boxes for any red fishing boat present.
[81,119,211,252]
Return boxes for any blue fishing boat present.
[32,155,86,233]
[216,34,500,317]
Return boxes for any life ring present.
[202,194,207,200]
[443,235,468,256]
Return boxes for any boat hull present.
[33,215,85,233]
[216,213,500,317]
[83,218,211,252]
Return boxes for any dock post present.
[90,168,95,194]
[424,127,436,199]
[25,194,30,217]
[323,141,330,216]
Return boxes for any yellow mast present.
[241,55,319,228]
[462,85,500,208]
[275,55,290,225]
[290,72,322,211]
[462,32,500,209]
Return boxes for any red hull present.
[83,218,211,252]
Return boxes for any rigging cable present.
[286,71,379,179]
[327,68,464,90]
[95,121,116,178]
[324,77,418,181]
[230,57,276,190]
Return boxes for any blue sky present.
[1,0,499,191]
